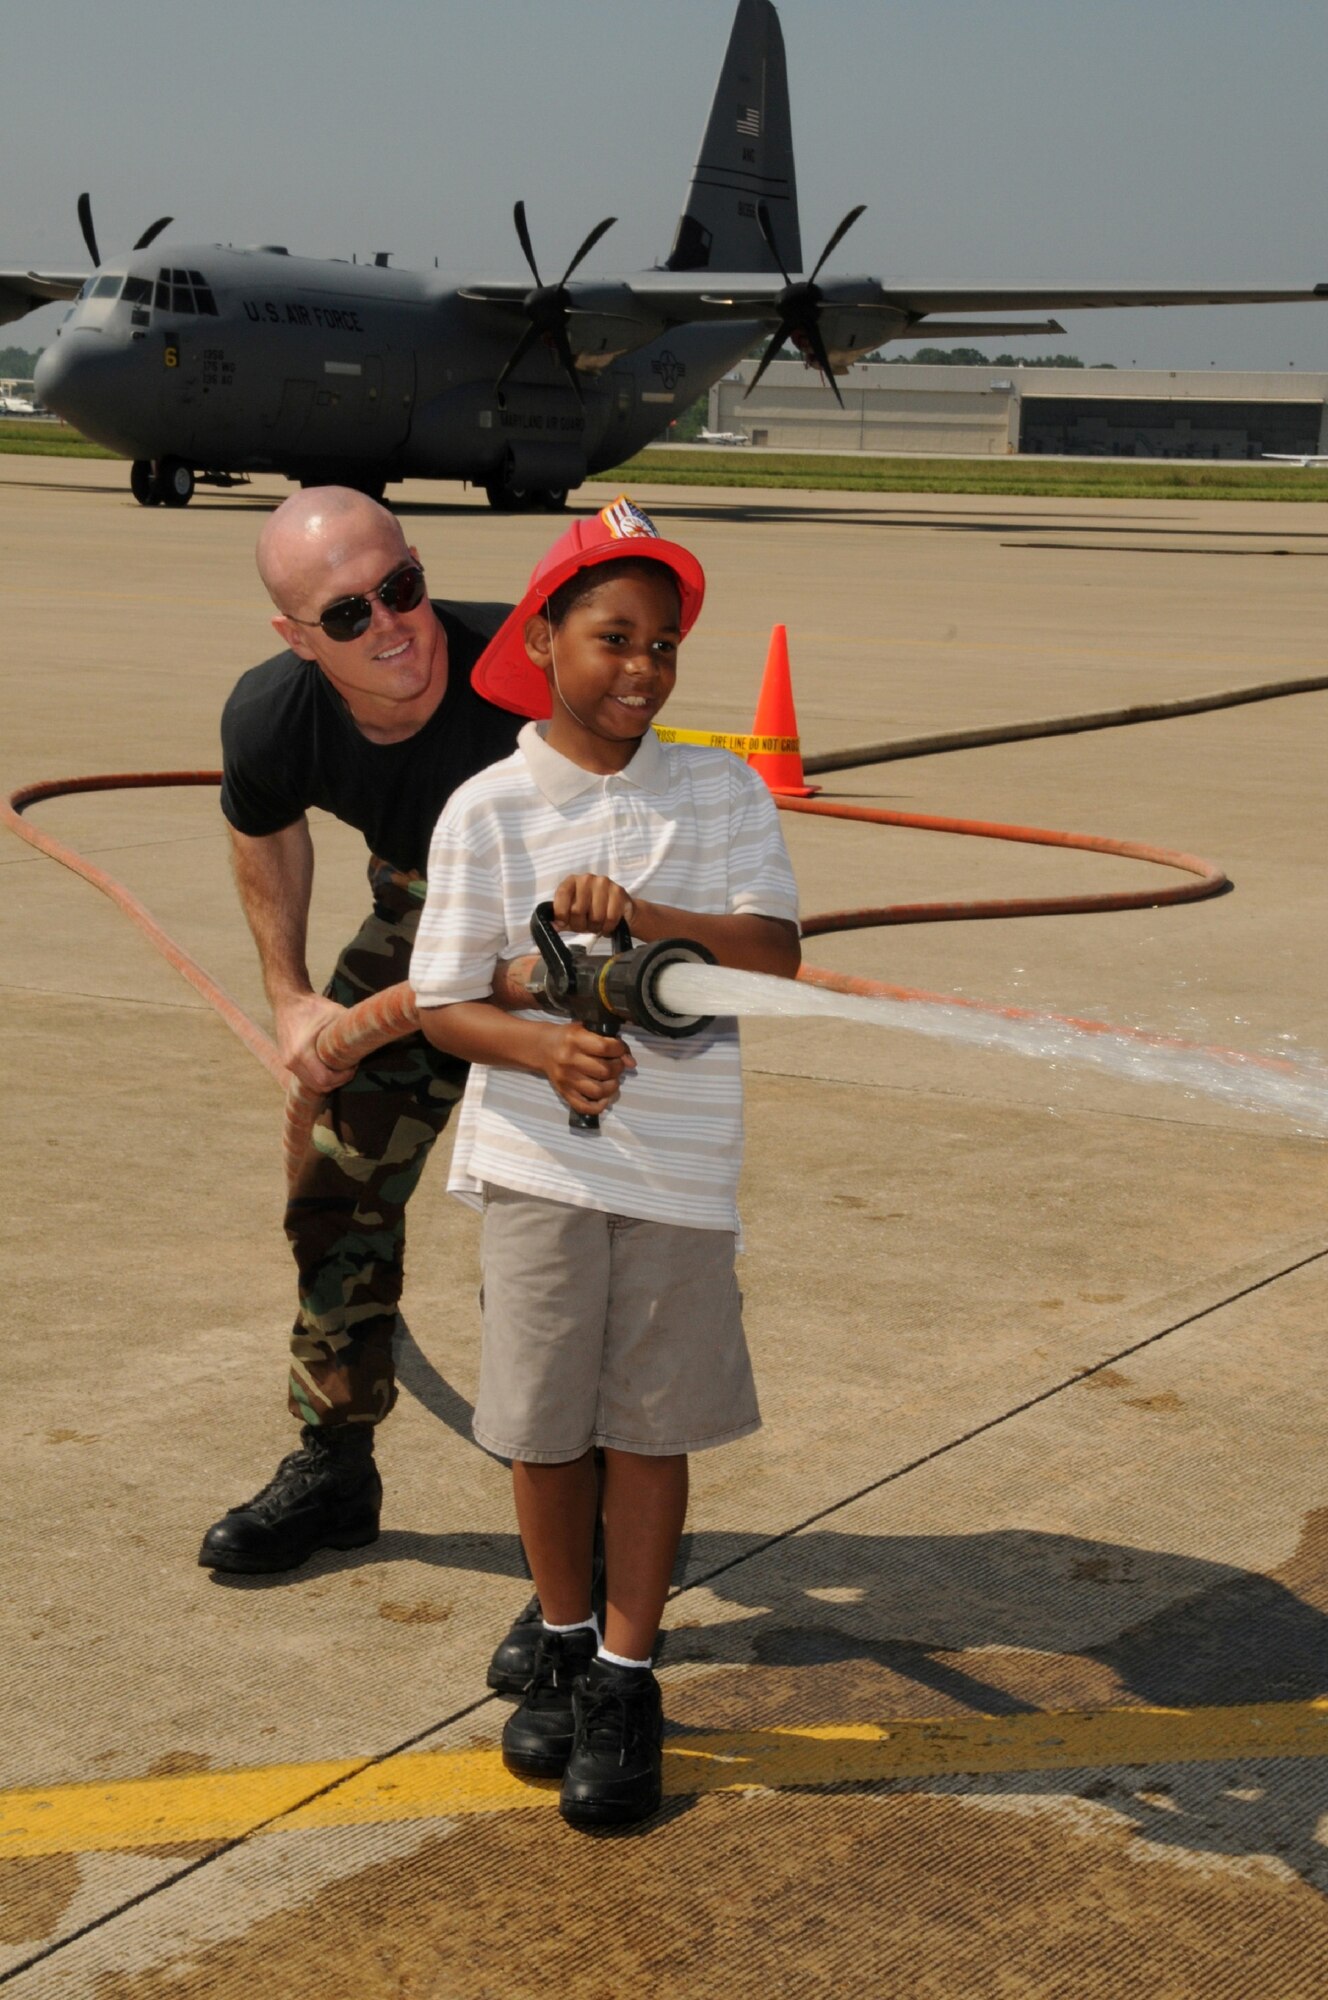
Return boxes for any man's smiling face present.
[269,507,445,734]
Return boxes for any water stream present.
[653,962,1328,1137]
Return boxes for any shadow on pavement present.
[356,1509,1328,1888]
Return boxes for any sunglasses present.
[288,560,427,642]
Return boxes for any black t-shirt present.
[219,600,522,875]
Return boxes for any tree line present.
[880,349,1112,368]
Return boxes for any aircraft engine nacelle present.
[809,294,915,368]
[566,313,647,374]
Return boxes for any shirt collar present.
[518,721,670,804]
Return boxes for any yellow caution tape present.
[654,726,800,757]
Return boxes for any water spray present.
[7,760,1327,1183]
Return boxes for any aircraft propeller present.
[76,192,174,271]
[745,202,868,409]
[494,200,617,406]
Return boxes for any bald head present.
[257,488,409,619]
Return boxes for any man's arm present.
[227,819,356,1092]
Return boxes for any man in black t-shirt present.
[200,489,531,1607]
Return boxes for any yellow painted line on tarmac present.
[3,1699,1327,1857]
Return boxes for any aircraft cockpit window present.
[151,266,216,315]
[92,275,123,298]
[77,278,95,301]
[121,278,152,307]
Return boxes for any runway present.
[3,459,1326,1997]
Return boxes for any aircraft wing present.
[0,269,86,329]
[461,271,1328,376]
[616,273,1328,314]
[850,282,1328,315]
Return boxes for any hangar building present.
[706,359,1328,460]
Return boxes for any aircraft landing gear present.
[131,459,194,506]
[484,482,570,514]
[155,458,195,507]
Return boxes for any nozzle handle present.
[531,901,578,1001]
[530,901,633,1132]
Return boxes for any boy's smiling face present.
[525,564,682,773]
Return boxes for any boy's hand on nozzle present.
[553,874,636,938]
[542,1023,636,1118]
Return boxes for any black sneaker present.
[559,1658,664,1830]
[500,1627,599,1780]
[487,1551,609,1696]
[197,1426,381,1574]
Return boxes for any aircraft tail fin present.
[665,0,800,274]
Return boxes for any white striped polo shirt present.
[411,722,800,1232]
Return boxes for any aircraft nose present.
[35,333,147,456]
[32,340,69,410]
[33,335,91,416]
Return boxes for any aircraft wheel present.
[154,458,195,507]
[130,460,159,507]
[540,488,570,513]
[484,480,516,513]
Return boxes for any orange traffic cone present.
[746,624,819,797]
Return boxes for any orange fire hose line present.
[3,773,286,1085]
[3,771,1235,1182]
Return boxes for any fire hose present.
[3,761,1233,1185]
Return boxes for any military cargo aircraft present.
[5,0,1326,512]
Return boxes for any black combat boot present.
[500,1626,600,1779]
[197,1426,381,1574]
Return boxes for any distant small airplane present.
[696,427,751,446]
[0,391,37,415]
[1262,452,1328,467]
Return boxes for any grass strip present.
[5,425,1326,498]
[0,419,117,459]
[589,448,1328,502]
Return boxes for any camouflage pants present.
[284,856,468,1428]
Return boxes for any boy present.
[411,497,800,1830]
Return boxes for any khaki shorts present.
[475,1184,760,1463]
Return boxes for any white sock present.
[542,1615,599,1638]
[597,1645,652,1672]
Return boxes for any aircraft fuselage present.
[35,244,759,498]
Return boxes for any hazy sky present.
[6,0,1328,370]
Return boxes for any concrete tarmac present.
[2,458,1326,1997]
